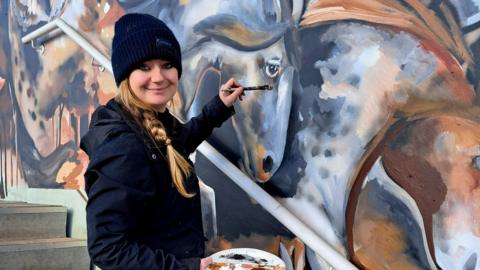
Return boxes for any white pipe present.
[21,18,112,73]
[55,19,113,73]
[197,142,358,270]
[21,20,58,43]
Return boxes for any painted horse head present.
[175,6,299,182]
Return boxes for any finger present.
[231,79,241,88]
[220,78,234,91]
[219,84,228,92]
[231,86,244,98]
[226,78,236,88]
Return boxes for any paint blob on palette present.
[208,248,285,270]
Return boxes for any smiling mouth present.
[146,89,170,93]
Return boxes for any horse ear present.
[290,0,305,25]
[265,0,290,23]
[270,0,305,25]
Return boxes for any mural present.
[1,0,479,269]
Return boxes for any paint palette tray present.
[207,248,285,270]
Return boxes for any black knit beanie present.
[111,13,182,86]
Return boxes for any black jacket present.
[80,96,234,270]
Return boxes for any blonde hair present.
[115,79,194,198]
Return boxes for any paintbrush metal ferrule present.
[223,84,273,92]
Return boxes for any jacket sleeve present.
[179,95,234,154]
[85,133,200,270]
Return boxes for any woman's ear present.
[0,77,5,92]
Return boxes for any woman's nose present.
[151,67,165,82]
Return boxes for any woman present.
[80,13,244,270]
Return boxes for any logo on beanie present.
[156,38,172,48]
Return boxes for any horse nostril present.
[473,156,480,170]
[263,156,273,173]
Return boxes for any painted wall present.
[1,0,479,269]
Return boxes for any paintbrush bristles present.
[223,84,273,92]
[243,84,273,90]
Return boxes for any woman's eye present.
[138,64,150,71]
[163,62,173,69]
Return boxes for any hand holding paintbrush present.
[219,79,273,106]
[218,78,245,107]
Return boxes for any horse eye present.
[265,58,281,78]
[473,156,480,170]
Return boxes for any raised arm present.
[178,78,243,154]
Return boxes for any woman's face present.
[128,59,179,112]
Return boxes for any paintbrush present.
[222,84,273,93]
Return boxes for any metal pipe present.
[55,19,112,73]
[21,18,112,73]
[21,20,58,43]
[197,142,358,270]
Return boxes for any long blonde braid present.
[116,79,194,198]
